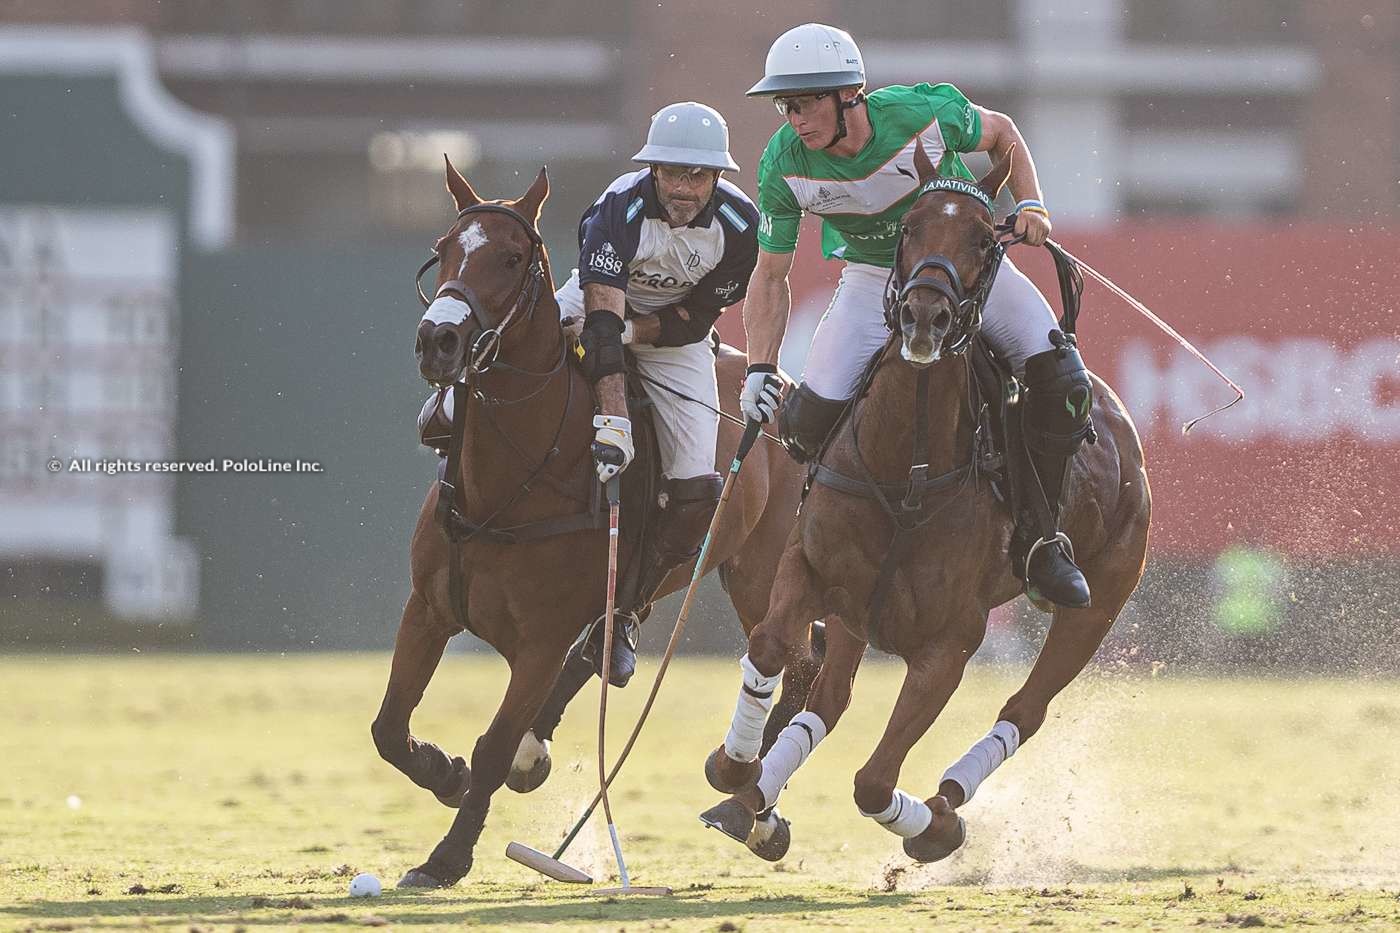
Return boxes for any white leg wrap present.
[755,711,827,808]
[941,720,1021,805]
[860,788,933,838]
[722,654,782,762]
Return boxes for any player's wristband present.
[1014,199,1050,218]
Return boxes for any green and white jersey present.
[756,83,982,268]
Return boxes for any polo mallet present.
[507,420,763,886]
[1046,238,1244,433]
[588,474,670,896]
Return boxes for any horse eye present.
[505,253,523,268]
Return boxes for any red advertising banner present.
[714,223,1399,558]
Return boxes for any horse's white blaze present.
[940,719,1020,805]
[755,710,827,808]
[456,221,488,277]
[942,202,959,217]
[422,295,471,326]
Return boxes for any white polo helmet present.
[747,23,866,97]
[631,101,740,172]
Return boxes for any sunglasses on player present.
[773,92,833,116]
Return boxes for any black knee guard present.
[1021,336,1094,459]
[657,474,724,560]
[631,473,722,610]
[777,383,849,464]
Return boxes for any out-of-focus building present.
[3,0,1395,242]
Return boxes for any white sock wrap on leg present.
[755,710,828,808]
[722,654,782,762]
[859,788,933,838]
[941,719,1021,805]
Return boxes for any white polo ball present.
[348,872,381,897]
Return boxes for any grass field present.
[3,653,1399,931]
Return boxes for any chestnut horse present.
[700,144,1151,864]
[372,160,817,887]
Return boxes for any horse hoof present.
[434,757,472,808]
[704,745,760,794]
[902,813,967,863]
[505,754,551,794]
[397,865,452,889]
[699,797,755,845]
[746,810,791,862]
[506,732,552,794]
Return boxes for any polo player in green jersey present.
[736,23,1095,609]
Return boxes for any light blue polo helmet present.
[632,101,740,172]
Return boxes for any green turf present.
[3,653,1399,930]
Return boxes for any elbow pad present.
[653,305,722,348]
[579,310,626,382]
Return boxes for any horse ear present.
[444,154,481,211]
[979,144,1015,202]
[912,134,938,183]
[514,166,550,223]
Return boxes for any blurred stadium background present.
[1,1,1396,671]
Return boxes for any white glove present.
[591,414,634,482]
[740,365,783,424]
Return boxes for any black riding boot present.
[777,383,849,464]
[1013,337,1095,609]
[569,610,641,688]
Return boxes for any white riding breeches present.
[799,257,1059,401]
[556,270,719,480]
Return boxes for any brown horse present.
[372,159,819,887]
[700,144,1151,864]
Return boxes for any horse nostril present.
[414,332,425,356]
[435,329,459,357]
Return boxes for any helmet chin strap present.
[823,91,866,150]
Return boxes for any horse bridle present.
[415,202,547,377]
[883,178,1022,357]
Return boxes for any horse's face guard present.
[414,202,546,387]
[884,180,1020,366]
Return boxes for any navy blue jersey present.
[576,169,760,317]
